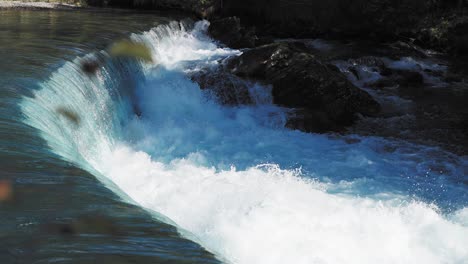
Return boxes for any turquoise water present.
[2,9,468,264]
[0,9,218,263]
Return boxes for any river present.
[1,8,467,264]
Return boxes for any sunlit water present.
[2,9,468,264]
[0,9,218,263]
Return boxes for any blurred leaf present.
[109,40,153,63]
[56,107,80,126]
[80,59,100,75]
[0,180,12,202]
[43,215,122,237]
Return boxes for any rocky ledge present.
[190,17,381,133]
[200,16,468,155]
[225,42,381,132]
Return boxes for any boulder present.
[191,68,253,105]
[448,17,468,55]
[286,109,339,133]
[208,17,256,49]
[415,13,468,55]
[227,42,381,131]
[396,70,424,86]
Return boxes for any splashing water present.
[21,21,468,264]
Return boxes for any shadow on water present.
[0,9,219,263]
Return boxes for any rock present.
[227,42,381,131]
[221,0,429,39]
[345,56,392,81]
[415,12,468,55]
[208,17,256,49]
[368,78,398,89]
[386,41,429,59]
[443,72,463,83]
[354,56,387,69]
[286,109,339,133]
[448,18,468,55]
[191,68,252,105]
[396,70,425,86]
[255,36,275,47]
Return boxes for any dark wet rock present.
[343,56,393,81]
[366,69,425,98]
[286,109,339,133]
[349,68,360,80]
[227,42,381,132]
[255,36,275,47]
[348,73,468,155]
[208,17,256,49]
[353,56,387,69]
[191,68,252,105]
[380,67,394,77]
[396,70,425,86]
[443,72,464,83]
[386,41,429,59]
[415,11,468,55]
[368,78,398,89]
[226,42,307,77]
[448,19,468,55]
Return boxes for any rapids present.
[19,20,468,264]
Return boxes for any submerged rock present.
[227,42,381,132]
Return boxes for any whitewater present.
[20,21,468,264]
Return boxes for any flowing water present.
[1,9,468,264]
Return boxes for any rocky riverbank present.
[0,1,81,9]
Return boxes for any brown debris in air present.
[44,215,122,237]
[109,40,153,63]
[80,59,100,75]
[56,107,81,126]
[0,180,13,202]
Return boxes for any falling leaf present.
[56,107,80,126]
[80,59,100,75]
[0,180,12,202]
[43,215,122,237]
[109,40,153,63]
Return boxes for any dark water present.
[0,9,219,263]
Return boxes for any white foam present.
[93,145,468,264]
[131,21,240,70]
